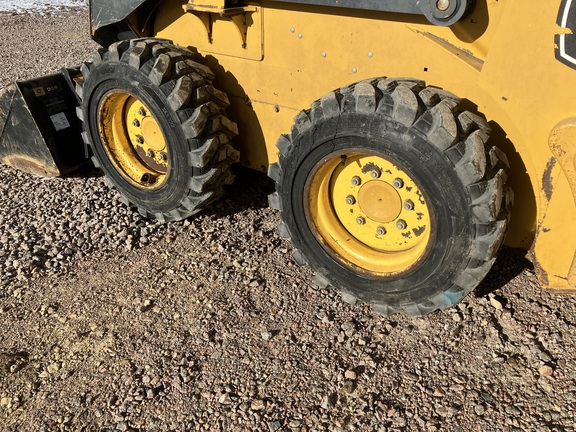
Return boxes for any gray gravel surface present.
[1,9,576,432]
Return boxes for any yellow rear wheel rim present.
[98,91,169,189]
[306,152,432,276]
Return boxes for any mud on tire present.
[269,78,512,317]
[76,38,239,222]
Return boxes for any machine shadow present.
[473,246,534,298]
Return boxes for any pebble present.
[344,370,357,380]
[250,399,265,410]
[267,421,282,432]
[489,295,503,311]
[47,362,62,374]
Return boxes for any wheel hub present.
[307,152,432,275]
[358,180,402,223]
[98,91,169,189]
[141,117,165,152]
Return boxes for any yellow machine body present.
[151,0,576,291]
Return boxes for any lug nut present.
[132,119,140,127]
[159,152,167,162]
[404,200,414,211]
[396,219,407,230]
[346,195,356,205]
[393,178,404,189]
[135,135,144,144]
[376,226,386,235]
[436,0,450,11]
[370,170,381,179]
[356,216,366,225]
[138,107,147,116]
[351,176,362,186]
[146,149,154,158]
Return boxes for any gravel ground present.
[1,9,576,432]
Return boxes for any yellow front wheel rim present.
[307,152,432,276]
[98,91,169,189]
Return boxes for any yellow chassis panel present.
[155,0,576,291]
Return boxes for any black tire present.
[76,38,239,222]
[269,78,512,317]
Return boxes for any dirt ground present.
[1,8,576,432]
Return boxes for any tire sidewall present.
[83,61,191,212]
[280,112,475,305]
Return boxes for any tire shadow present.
[62,163,102,179]
[206,165,276,218]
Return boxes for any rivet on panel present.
[290,27,295,33]
[368,52,373,58]
[321,52,327,58]
[352,67,358,73]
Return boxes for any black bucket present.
[0,68,88,177]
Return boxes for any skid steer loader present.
[0,0,575,316]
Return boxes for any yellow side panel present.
[156,1,507,171]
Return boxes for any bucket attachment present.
[0,68,88,177]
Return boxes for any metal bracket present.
[183,1,257,48]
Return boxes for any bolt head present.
[376,226,386,236]
[396,219,407,230]
[146,150,154,158]
[393,178,404,189]
[370,170,381,179]
[404,200,414,211]
[159,152,167,162]
[356,216,366,225]
[132,119,140,127]
[135,135,144,144]
[351,176,362,186]
[437,0,450,11]
[346,195,356,205]
[138,108,147,117]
